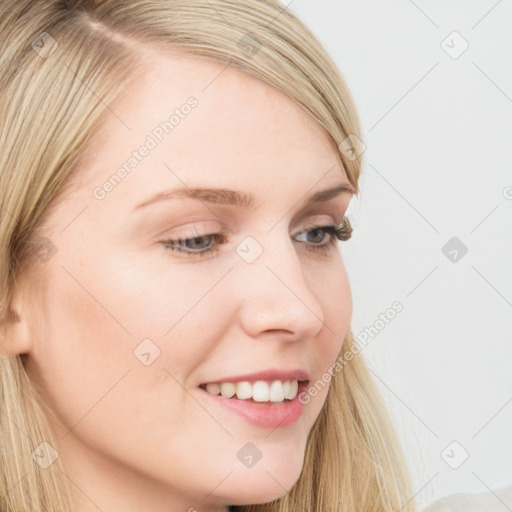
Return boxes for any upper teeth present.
[204,380,299,402]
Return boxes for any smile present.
[199,379,301,403]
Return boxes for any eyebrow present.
[133,182,355,212]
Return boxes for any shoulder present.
[423,485,512,512]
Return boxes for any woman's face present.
[21,52,354,512]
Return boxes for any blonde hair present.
[0,1,418,510]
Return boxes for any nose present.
[233,230,326,341]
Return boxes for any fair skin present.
[10,51,353,512]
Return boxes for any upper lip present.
[200,368,310,386]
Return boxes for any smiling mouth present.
[198,379,308,404]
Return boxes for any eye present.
[294,218,352,256]
[160,218,352,259]
[161,232,226,258]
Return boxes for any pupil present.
[188,236,210,249]
[309,228,324,243]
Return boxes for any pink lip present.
[199,381,308,429]
[200,368,310,385]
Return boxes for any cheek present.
[310,257,352,357]
[27,243,228,425]
[24,252,226,480]
[299,258,351,417]
[25,260,141,434]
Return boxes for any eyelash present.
[161,218,353,259]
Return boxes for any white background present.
[290,0,512,509]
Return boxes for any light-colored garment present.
[424,485,512,512]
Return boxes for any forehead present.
[71,51,348,209]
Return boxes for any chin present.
[223,462,304,505]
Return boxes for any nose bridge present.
[233,228,325,338]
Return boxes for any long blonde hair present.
[0,1,418,510]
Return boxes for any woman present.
[0,1,418,511]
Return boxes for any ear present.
[0,289,33,356]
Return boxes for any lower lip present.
[199,382,308,429]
